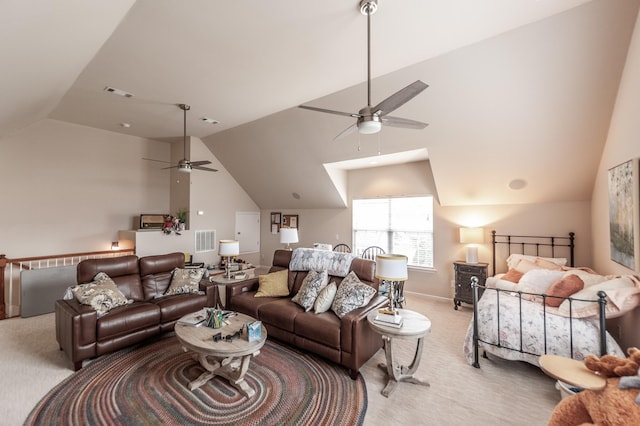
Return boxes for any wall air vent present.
[103,86,134,98]
[195,229,216,253]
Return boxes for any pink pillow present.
[545,275,584,307]
[502,269,524,283]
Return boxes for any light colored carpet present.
[0,295,561,425]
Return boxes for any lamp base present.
[465,246,479,264]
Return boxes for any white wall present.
[1,119,170,257]
[1,120,260,314]
[591,9,640,348]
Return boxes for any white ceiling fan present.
[144,104,218,173]
[299,0,429,140]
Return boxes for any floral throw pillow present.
[331,271,376,318]
[165,268,205,296]
[71,272,129,316]
[292,270,329,311]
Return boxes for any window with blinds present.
[352,196,433,268]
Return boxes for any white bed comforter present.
[463,290,624,366]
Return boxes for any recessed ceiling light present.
[103,86,134,98]
[200,117,219,125]
[508,179,527,190]
[120,122,131,128]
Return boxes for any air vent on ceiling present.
[195,229,216,253]
[103,86,134,98]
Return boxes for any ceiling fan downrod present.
[360,0,378,108]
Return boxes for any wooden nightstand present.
[453,261,488,310]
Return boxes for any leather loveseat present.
[225,249,387,379]
[55,252,216,370]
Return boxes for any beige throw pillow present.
[314,282,337,314]
[255,269,290,297]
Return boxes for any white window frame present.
[352,196,434,268]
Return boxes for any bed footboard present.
[470,277,609,368]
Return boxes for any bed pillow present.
[255,269,290,297]
[562,269,608,288]
[314,281,337,314]
[544,274,584,307]
[535,258,564,271]
[513,259,540,273]
[506,254,567,270]
[557,276,640,318]
[165,268,205,296]
[493,279,520,292]
[331,272,376,318]
[518,269,566,294]
[291,269,329,311]
[502,269,524,283]
[71,272,129,316]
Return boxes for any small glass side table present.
[367,309,432,397]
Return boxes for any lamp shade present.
[375,254,408,281]
[280,227,299,244]
[459,227,484,244]
[219,240,239,256]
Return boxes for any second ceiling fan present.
[299,0,429,140]
[144,104,218,173]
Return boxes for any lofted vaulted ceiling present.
[2,0,639,208]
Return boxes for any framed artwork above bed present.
[608,158,640,271]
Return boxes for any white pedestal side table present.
[367,308,432,397]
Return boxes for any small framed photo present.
[282,214,299,229]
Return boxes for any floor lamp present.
[375,254,408,312]
[219,239,239,279]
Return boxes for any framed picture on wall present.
[608,159,640,270]
[282,214,299,229]
[270,212,281,234]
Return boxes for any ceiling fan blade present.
[192,165,218,172]
[189,160,212,167]
[333,123,358,141]
[143,157,172,164]
[381,115,429,130]
[161,165,179,170]
[299,105,360,118]
[371,80,429,117]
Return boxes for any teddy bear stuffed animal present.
[548,348,640,426]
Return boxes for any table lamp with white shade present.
[219,239,240,278]
[375,254,408,312]
[459,227,484,264]
[280,227,298,250]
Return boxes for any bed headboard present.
[491,230,575,276]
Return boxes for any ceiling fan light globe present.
[178,163,192,173]
[358,120,382,134]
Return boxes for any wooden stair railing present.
[0,249,135,320]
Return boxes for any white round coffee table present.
[367,308,432,397]
[175,311,266,398]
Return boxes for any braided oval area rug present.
[26,336,367,426]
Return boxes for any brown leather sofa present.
[55,252,217,370]
[225,249,387,379]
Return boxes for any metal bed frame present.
[470,231,608,368]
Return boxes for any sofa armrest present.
[55,299,98,369]
[340,295,388,354]
[224,277,260,307]
[199,280,219,307]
